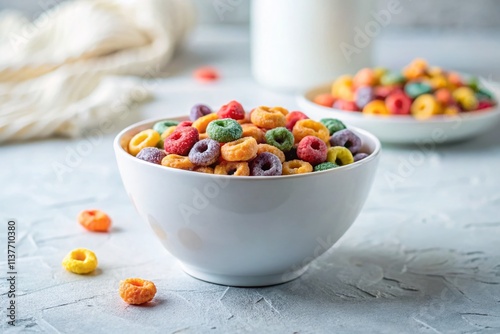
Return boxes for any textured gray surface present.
[1,25,500,334]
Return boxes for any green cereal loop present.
[476,87,494,101]
[265,127,294,152]
[467,77,479,92]
[153,120,180,135]
[206,119,243,143]
[404,82,432,99]
[314,162,338,172]
[380,71,405,86]
[320,118,346,135]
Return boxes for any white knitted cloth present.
[0,0,194,142]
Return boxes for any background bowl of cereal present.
[297,59,500,144]
[113,105,381,287]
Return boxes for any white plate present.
[297,81,500,144]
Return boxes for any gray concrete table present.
[1,26,500,334]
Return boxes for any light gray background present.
[1,0,500,29]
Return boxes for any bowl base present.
[180,263,309,287]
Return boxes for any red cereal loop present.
[177,121,193,128]
[194,66,219,82]
[164,127,199,156]
[297,136,328,165]
[285,111,309,131]
[217,100,245,120]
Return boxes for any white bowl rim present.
[298,82,500,125]
[113,116,382,181]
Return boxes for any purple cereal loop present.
[250,152,282,176]
[190,104,212,121]
[188,138,220,166]
[136,147,167,164]
[329,129,362,155]
[355,86,375,109]
[353,152,369,162]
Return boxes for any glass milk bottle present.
[251,0,374,92]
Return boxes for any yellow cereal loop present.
[257,144,286,163]
[362,100,390,116]
[444,105,460,116]
[128,129,160,156]
[411,94,442,120]
[62,248,98,274]
[193,113,219,133]
[327,147,354,166]
[161,154,194,170]
[161,126,177,139]
[453,87,478,111]
[292,119,330,144]
[429,75,448,90]
[282,160,313,175]
[331,75,353,99]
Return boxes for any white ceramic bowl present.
[297,81,500,144]
[114,117,381,287]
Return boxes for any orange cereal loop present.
[250,106,286,129]
[362,100,390,116]
[194,166,214,174]
[192,113,219,133]
[241,123,266,143]
[257,144,285,163]
[447,72,463,88]
[128,129,160,156]
[214,161,250,176]
[220,137,258,161]
[119,278,157,305]
[78,209,111,232]
[161,154,194,170]
[313,93,335,107]
[353,68,376,87]
[292,119,330,144]
[410,58,428,70]
[282,160,313,175]
[199,132,209,140]
[403,58,428,80]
